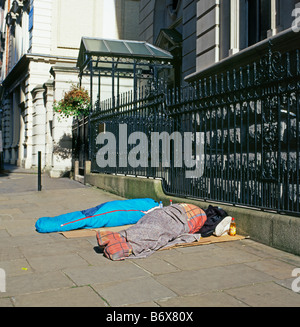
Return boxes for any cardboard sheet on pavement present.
[60,226,248,249]
[160,234,248,251]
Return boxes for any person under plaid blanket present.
[96,203,207,260]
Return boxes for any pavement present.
[0,164,300,309]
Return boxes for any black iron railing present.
[73,30,300,216]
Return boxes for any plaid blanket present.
[96,203,207,260]
[178,203,207,234]
[96,231,132,261]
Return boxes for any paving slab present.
[1,220,37,236]
[157,291,249,307]
[63,262,150,286]
[20,239,93,258]
[2,271,75,297]
[244,258,298,280]
[159,244,259,271]
[153,263,274,296]
[0,298,13,307]
[93,276,177,306]
[225,281,300,307]
[0,232,54,248]
[27,253,89,272]
[0,229,10,238]
[12,286,108,307]
[0,259,33,277]
[132,256,181,275]
[0,245,24,261]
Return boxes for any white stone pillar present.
[43,80,54,172]
[10,91,21,165]
[268,0,277,37]
[17,103,25,167]
[229,0,240,55]
[2,96,12,163]
[17,83,26,168]
[31,85,46,169]
[24,89,34,170]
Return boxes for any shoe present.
[214,216,232,237]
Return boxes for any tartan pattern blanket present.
[96,203,207,260]
[178,203,207,234]
[96,231,133,261]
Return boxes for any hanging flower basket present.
[53,84,90,118]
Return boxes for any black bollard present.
[38,151,42,191]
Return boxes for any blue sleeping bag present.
[35,198,158,233]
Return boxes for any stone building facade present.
[139,0,298,85]
[0,0,139,176]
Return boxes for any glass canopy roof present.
[77,37,174,109]
[77,37,173,73]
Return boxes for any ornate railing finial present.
[256,39,286,83]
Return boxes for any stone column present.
[268,0,277,37]
[17,82,27,168]
[10,90,21,165]
[31,84,46,169]
[16,102,25,167]
[2,96,12,163]
[229,0,240,55]
[24,87,34,170]
[43,80,54,172]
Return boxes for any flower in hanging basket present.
[53,84,90,118]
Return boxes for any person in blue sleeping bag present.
[35,198,158,233]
